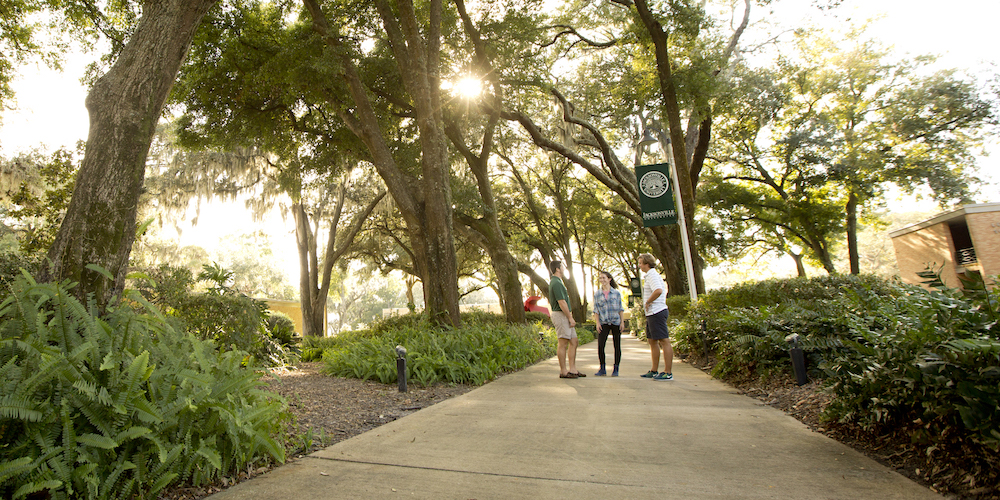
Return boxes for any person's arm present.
[616,291,625,324]
[558,299,575,327]
[645,288,662,311]
[593,293,601,331]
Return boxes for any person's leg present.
[568,337,579,374]
[597,327,609,368]
[647,337,660,372]
[611,324,622,367]
[557,338,569,375]
[660,338,674,374]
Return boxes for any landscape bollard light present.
[699,320,711,362]
[785,334,808,386]
[395,345,407,393]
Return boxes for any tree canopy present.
[1,0,996,318]
[705,25,995,275]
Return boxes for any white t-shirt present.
[642,268,668,316]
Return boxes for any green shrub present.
[321,312,553,386]
[129,264,194,307]
[663,295,690,321]
[300,335,344,362]
[265,311,297,347]
[0,275,286,499]
[822,275,1000,451]
[673,274,896,380]
[525,311,551,326]
[131,264,294,366]
[628,303,645,339]
[0,250,42,292]
[171,291,267,352]
[672,272,999,483]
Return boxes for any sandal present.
[559,373,579,378]
[569,372,586,377]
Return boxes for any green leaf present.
[0,397,44,421]
[196,445,222,471]
[0,457,33,483]
[13,480,63,499]
[115,426,152,443]
[77,433,118,450]
[85,264,114,281]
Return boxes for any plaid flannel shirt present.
[593,288,624,325]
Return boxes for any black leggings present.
[597,323,622,366]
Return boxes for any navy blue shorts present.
[645,309,670,340]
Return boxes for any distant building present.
[889,202,1000,288]
[258,298,323,336]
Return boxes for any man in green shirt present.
[549,260,583,378]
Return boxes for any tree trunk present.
[804,233,837,274]
[489,245,525,322]
[413,194,461,326]
[303,0,460,327]
[846,191,860,275]
[293,188,386,336]
[517,261,550,296]
[790,251,807,277]
[647,225,685,296]
[455,213,526,323]
[293,203,320,336]
[43,0,218,306]
[633,0,701,299]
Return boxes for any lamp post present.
[638,128,698,301]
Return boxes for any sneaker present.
[595,367,607,376]
[653,372,673,381]
[640,370,657,378]
[612,366,619,377]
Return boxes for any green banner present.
[635,162,677,227]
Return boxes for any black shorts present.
[645,309,670,340]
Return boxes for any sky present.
[1,0,998,286]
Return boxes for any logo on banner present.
[639,170,669,198]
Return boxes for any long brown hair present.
[598,271,618,289]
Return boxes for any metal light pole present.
[638,128,698,301]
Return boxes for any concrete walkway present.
[208,335,941,499]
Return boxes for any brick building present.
[889,202,1000,288]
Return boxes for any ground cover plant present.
[318,311,593,386]
[0,275,287,499]
[674,273,1000,497]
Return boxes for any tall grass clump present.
[0,274,286,499]
[321,312,582,386]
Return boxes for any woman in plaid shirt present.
[592,271,625,376]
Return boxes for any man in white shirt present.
[638,253,673,380]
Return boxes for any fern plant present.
[0,274,287,499]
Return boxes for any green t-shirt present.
[549,276,569,312]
